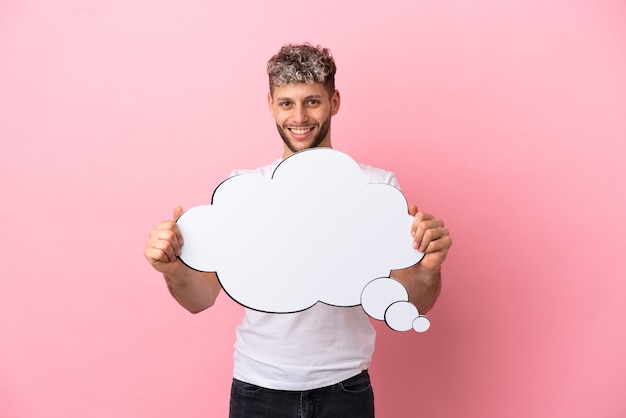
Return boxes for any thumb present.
[408,204,419,217]
[173,206,184,220]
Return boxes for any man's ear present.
[331,90,341,116]
[267,92,275,116]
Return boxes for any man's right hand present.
[144,206,186,276]
[144,206,222,313]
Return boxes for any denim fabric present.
[229,370,375,418]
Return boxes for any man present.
[144,43,452,417]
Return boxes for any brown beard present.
[276,117,331,154]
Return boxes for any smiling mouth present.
[288,127,314,135]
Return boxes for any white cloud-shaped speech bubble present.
[177,148,429,331]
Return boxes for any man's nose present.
[293,105,308,124]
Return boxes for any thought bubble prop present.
[177,148,430,331]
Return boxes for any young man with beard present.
[144,43,452,417]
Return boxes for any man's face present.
[268,82,340,158]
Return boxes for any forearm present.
[391,264,442,314]
[163,265,221,314]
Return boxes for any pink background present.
[1,0,625,417]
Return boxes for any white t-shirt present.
[230,158,400,391]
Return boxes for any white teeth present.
[291,128,312,135]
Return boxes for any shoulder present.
[358,164,400,188]
[229,159,400,188]
[230,159,282,178]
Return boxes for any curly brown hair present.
[267,43,337,96]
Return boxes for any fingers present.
[416,228,452,254]
[412,220,448,253]
[147,226,181,259]
[409,206,452,271]
[410,207,451,254]
[173,206,184,220]
[144,207,185,270]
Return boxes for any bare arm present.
[391,205,451,314]
[144,206,221,313]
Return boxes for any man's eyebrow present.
[275,95,323,101]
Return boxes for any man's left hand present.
[409,204,452,272]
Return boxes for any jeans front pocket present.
[338,370,372,394]
[231,378,263,396]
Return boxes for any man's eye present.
[307,100,320,105]
[280,102,291,107]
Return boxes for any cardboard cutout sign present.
[177,148,431,332]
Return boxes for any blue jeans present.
[229,370,375,418]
